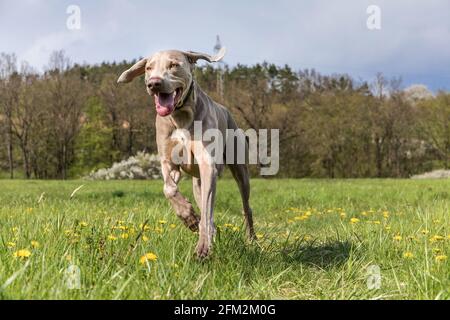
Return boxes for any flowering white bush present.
[403,84,434,104]
[411,170,450,179]
[88,152,161,180]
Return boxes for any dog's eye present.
[169,63,179,69]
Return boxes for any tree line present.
[0,51,448,179]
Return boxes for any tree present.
[418,93,450,169]
[0,52,448,179]
[10,64,39,178]
[43,51,88,179]
[404,84,434,104]
[0,53,20,178]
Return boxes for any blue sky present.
[1,0,449,91]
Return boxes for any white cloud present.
[19,30,89,70]
[0,0,449,89]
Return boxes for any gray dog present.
[117,48,255,258]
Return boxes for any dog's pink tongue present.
[155,93,175,117]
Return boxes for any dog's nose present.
[148,77,162,90]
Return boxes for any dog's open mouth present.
[155,88,183,117]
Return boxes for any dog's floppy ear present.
[117,58,147,84]
[183,47,226,64]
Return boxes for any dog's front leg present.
[161,158,200,231]
[194,144,218,259]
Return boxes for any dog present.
[117,48,255,258]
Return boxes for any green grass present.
[0,179,448,300]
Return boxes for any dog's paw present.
[196,238,212,259]
[184,214,200,232]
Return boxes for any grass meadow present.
[0,179,448,300]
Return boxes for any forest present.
[0,51,449,179]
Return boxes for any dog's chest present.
[166,130,200,177]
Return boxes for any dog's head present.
[117,48,226,117]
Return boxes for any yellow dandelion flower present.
[107,235,117,241]
[361,211,368,216]
[303,235,312,241]
[31,241,40,248]
[393,235,402,241]
[7,242,16,248]
[224,223,234,228]
[435,255,448,263]
[11,227,19,233]
[447,234,450,240]
[383,211,389,219]
[403,252,414,259]
[232,226,240,232]
[256,233,264,240]
[169,224,177,229]
[79,221,88,228]
[421,229,429,235]
[158,220,167,225]
[65,255,72,262]
[430,235,445,243]
[120,233,129,239]
[139,224,151,231]
[13,249,31,259]
[155,227,163,234]
[142,235,149,242]
[340,212,347,218]
[385,226,391,231]
[139,252,158,264]
[350,218,360,224]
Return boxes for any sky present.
[0,0,449,91]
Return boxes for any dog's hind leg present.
[161,159,200,232]
[229,163,256,240]
[226,114,256,240]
